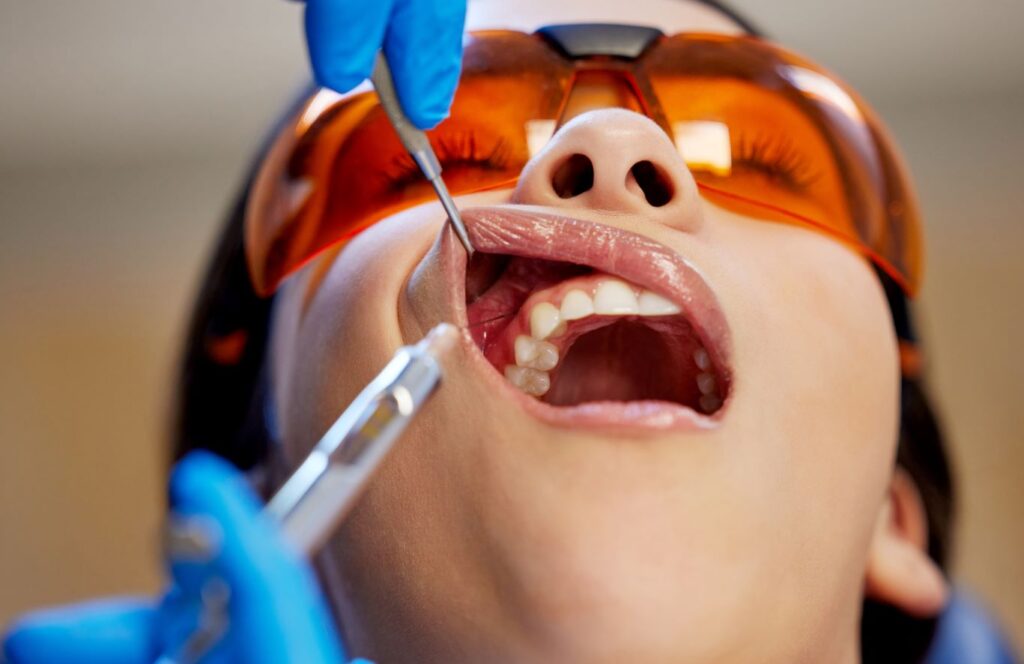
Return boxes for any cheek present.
[703,204,900,585]
[271,190,513,460]
[270,203,444,458]
[708,204,900,444]
[753,227,899,454]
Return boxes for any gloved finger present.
[152,585,205,660]
[2,598,156,664]
[168,451,291,593]
[384,0,467,128]
[305,0,397,93]
[167,452,347,664]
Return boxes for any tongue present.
[544,319,703,407]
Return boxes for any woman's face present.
[268,1,904,661]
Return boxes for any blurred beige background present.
[1,0,1021,650]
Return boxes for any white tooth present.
[638,290,681,316]
[523,368,551,396]
[696,372,716,395]
[560,289,594,320]
[693,347,711,371]
[699,394,722,413]
[593,279,639,315]
[505,365,529,389]
[515,335,540,366]
[530,302,562,340]
[528,340,559,371]
[506,365,550,396]
[515,335,559,370]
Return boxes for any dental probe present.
[157,323,459,664]
[370,52,475,258]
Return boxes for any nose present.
[512,109,703,232]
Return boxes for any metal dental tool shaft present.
[157,324,458,664]
[370,53,475,258]
[265,323,458,556]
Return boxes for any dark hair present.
[171,5,955,661]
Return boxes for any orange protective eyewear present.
[246,25,923,297]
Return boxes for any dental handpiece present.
[157,323,458,664]
[370,52,475,258]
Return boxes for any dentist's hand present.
[303,0,467,129]
[3,452,353,664]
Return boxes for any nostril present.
[551,153,595,199]
[630,160,674,207]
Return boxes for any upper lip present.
[440,205,733,430]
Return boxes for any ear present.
[864,468,949,618]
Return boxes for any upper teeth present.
[529,302,562,340]
[638,291,682,316]
[506,279,689,398]
[560,289,594,321]
[693,347,711,371]
[696,372,716,395]
[529,279,680,343]
[515,335,559,370]
[593,280,639,315]
[699,394,722,412]
[505,365,551,396]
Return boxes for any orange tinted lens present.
[557,69,647,125]
[246,31,571,295]
[642,35,922,293]
[248,32,922,297]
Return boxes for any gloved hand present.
[303,0,467,129]
[3,452,353,664]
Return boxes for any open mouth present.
[450,207,733,431]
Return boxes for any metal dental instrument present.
[370,53,475,258]
[266,322,458,555]
[157,323,459,664]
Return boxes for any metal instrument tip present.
[371,53,476,258]
[430,177,475,257]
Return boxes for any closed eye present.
[731,132,821,191]
[381,132,515,191]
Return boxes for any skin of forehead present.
[465,0,745,35]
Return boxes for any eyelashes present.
[381,132,516,191]
[379,129,822,196]
[731,132,822,191]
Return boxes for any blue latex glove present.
[303,0,467,129]
[3,452,353,664]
